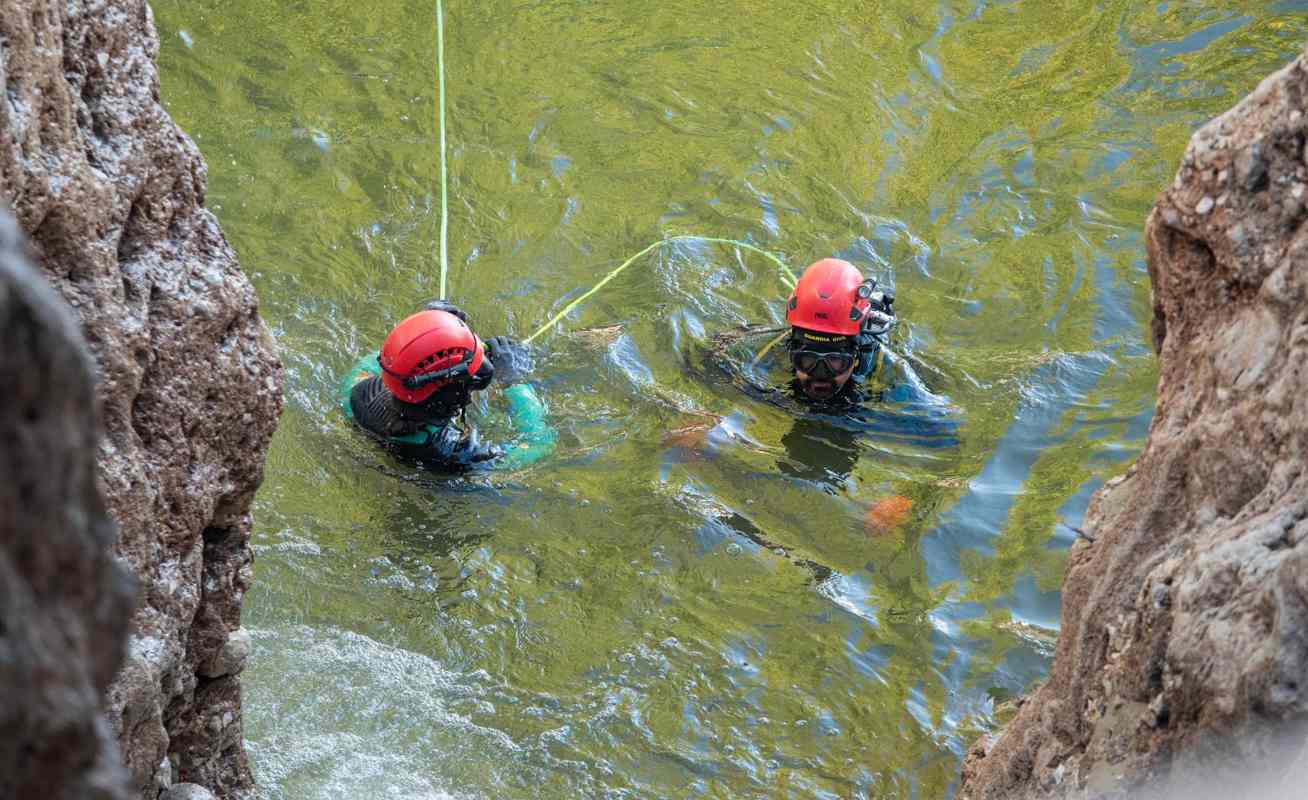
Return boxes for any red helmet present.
[378,310,484,404]
[786,258,871,338]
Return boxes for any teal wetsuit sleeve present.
[340,351,382,418]
[494,383,556,470]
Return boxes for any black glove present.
[485,336,533,386]
[861,289,896,340]
[431,424,502,465]
[422,299,469,322]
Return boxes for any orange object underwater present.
[865,495,915,534]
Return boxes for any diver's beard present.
[800,378,838,399]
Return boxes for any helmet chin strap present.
[397,380,473,424]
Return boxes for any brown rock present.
[0,213,137,800]
[161,785,218,800]
[958,44,1308,800]
[0,1,283,798]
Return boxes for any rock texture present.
[0,214,136,800]
[0,1,283,797]
[160,784,218,800]
[959,45,1308,800]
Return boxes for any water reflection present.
[778,417,860,487]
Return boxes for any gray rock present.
[200,627,253,679]
[960,42,1308,800]
[160,784,218,800]
[0,213,136,799]
[154,754,174,794]
[0,0,284,796]
[1237,139,1269,192]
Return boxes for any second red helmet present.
[378,310,484,404]
[786,258,871,337]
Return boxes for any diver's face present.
[793,347,857,400]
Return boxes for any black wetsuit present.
[698,326,960,479]
[347,366,501,469]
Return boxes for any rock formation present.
[0,1,284,797]
[958,44,1308,800]
[0,213,136,800]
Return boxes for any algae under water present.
[154,1,1308,797]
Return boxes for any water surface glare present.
[155,1,1308,797]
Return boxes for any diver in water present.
[688,257,957,486]
[783,257,898,405]
[340,301,555,470]
[708,257,924,409]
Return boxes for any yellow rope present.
[751,329,790,365]
[432,7,801,331]
[522,236,796,345]
[436,0,450,299]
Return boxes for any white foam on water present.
[244,625,523,800]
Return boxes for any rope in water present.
[436,0,451,300]
[431,6,797,336]
[522,236,798,345]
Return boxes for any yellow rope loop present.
[433,10,797,337]
[523,236,796,346]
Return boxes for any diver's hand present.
[861,307,896,339]
[433,424,503,465]
[486,336,533,385]
[422,299,469,322]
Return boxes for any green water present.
[153,1,1308,797]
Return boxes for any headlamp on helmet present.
[378,310,485,404]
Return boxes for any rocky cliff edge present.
[0,1,284,797]
[959,42,1308,800]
